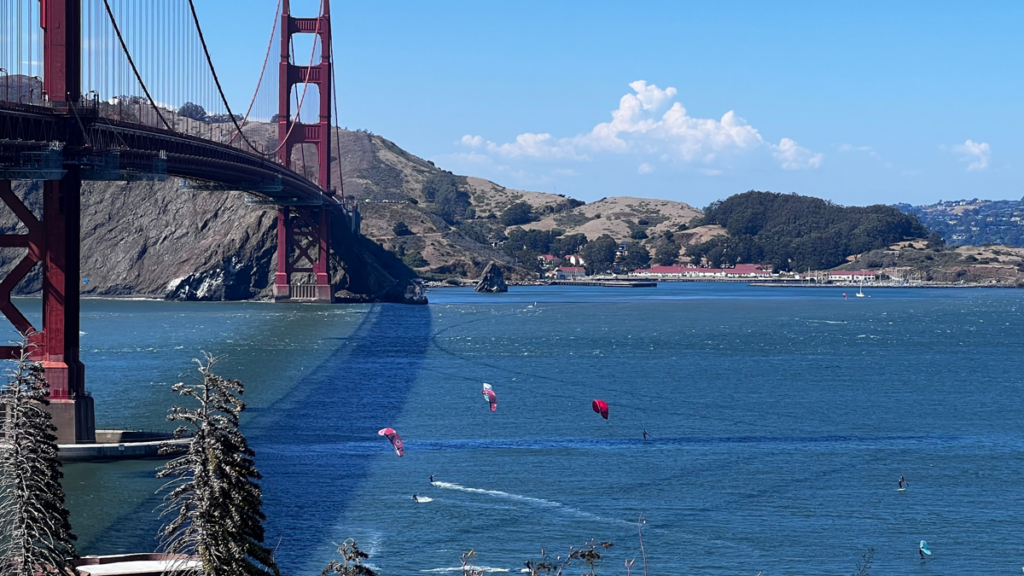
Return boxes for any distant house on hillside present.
[565,254,585,266]
[538,254,559,269]
[554,267,587,280]
[828,270,879,282]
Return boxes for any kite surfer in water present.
[412,494,419,502]
[899,475,908,490]
[642,429,651,441]
[429,475,434,484]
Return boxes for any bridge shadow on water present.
[246,303,432,573]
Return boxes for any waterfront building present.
[828,270,880,282]
[555,266,587,280]
[631,264,773,279]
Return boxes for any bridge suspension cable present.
[225,0,283,147]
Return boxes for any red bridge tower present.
[274,0,334,302]
[0,0,94,443]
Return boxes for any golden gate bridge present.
[0,0,351,443]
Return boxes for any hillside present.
[897,198,1024,247]
[318,129,705,279]
[687,191,929,271]
[839,242,1024,287]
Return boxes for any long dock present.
[550,280,657,288]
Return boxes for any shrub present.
[501,201,534,226]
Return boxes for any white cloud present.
[489,133,585,160]
[953,139,990,171]
[637,162,654,175]
[838,144,880,159]
[459,80,822,171]
[773,138,824,170]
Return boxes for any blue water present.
[26,284,1022,575]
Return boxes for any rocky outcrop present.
[0,179,420,303]
[474,262,508,293]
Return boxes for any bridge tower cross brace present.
[274,0,333,303]
[0,0,95,443]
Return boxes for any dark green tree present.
[926,231,945,250]
[392,222,412,236]
[500,201,534,226]
[0,337,77,576]
[178,102,208,121]
[581,235,617,274]
[620,244,652,271]
[656,242,680,266]
[422,171,471,224]
[630,229,648,240]
[156,354,278,576]
[402,251,429,268]
[549,233,588,258]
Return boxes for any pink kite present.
[592,399,609,420]
[482,383,497,412]
[378,427,405,457]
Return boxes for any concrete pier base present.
[46,396,95,445]
[58,431,189,462]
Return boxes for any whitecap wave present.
[415,496,434,503]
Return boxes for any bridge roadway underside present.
[0,105,334,205]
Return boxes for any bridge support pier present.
[0,174,94,444]
[273,206,332,303]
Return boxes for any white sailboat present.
[856,279,865,297]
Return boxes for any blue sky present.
[198,1,1023,208]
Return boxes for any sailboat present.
[856,279,865,297]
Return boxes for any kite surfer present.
[899,475,908,490]
[430,475,434,484]
[412,494,419,502]
[642,428,651,440]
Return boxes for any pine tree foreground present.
[0,337,77,576]
[156,353,278,576]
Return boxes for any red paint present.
[42,0,81,102]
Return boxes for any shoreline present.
[422,279,1018,289]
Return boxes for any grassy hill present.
[839,242,1024,287]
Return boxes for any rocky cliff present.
[474,262,508,293]
[0,178,419,302]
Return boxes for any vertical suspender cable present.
[99,0,172,130]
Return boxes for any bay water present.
[15,284,1021,574]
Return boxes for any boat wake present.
[431,482,629,525]
[421,567,510,573]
